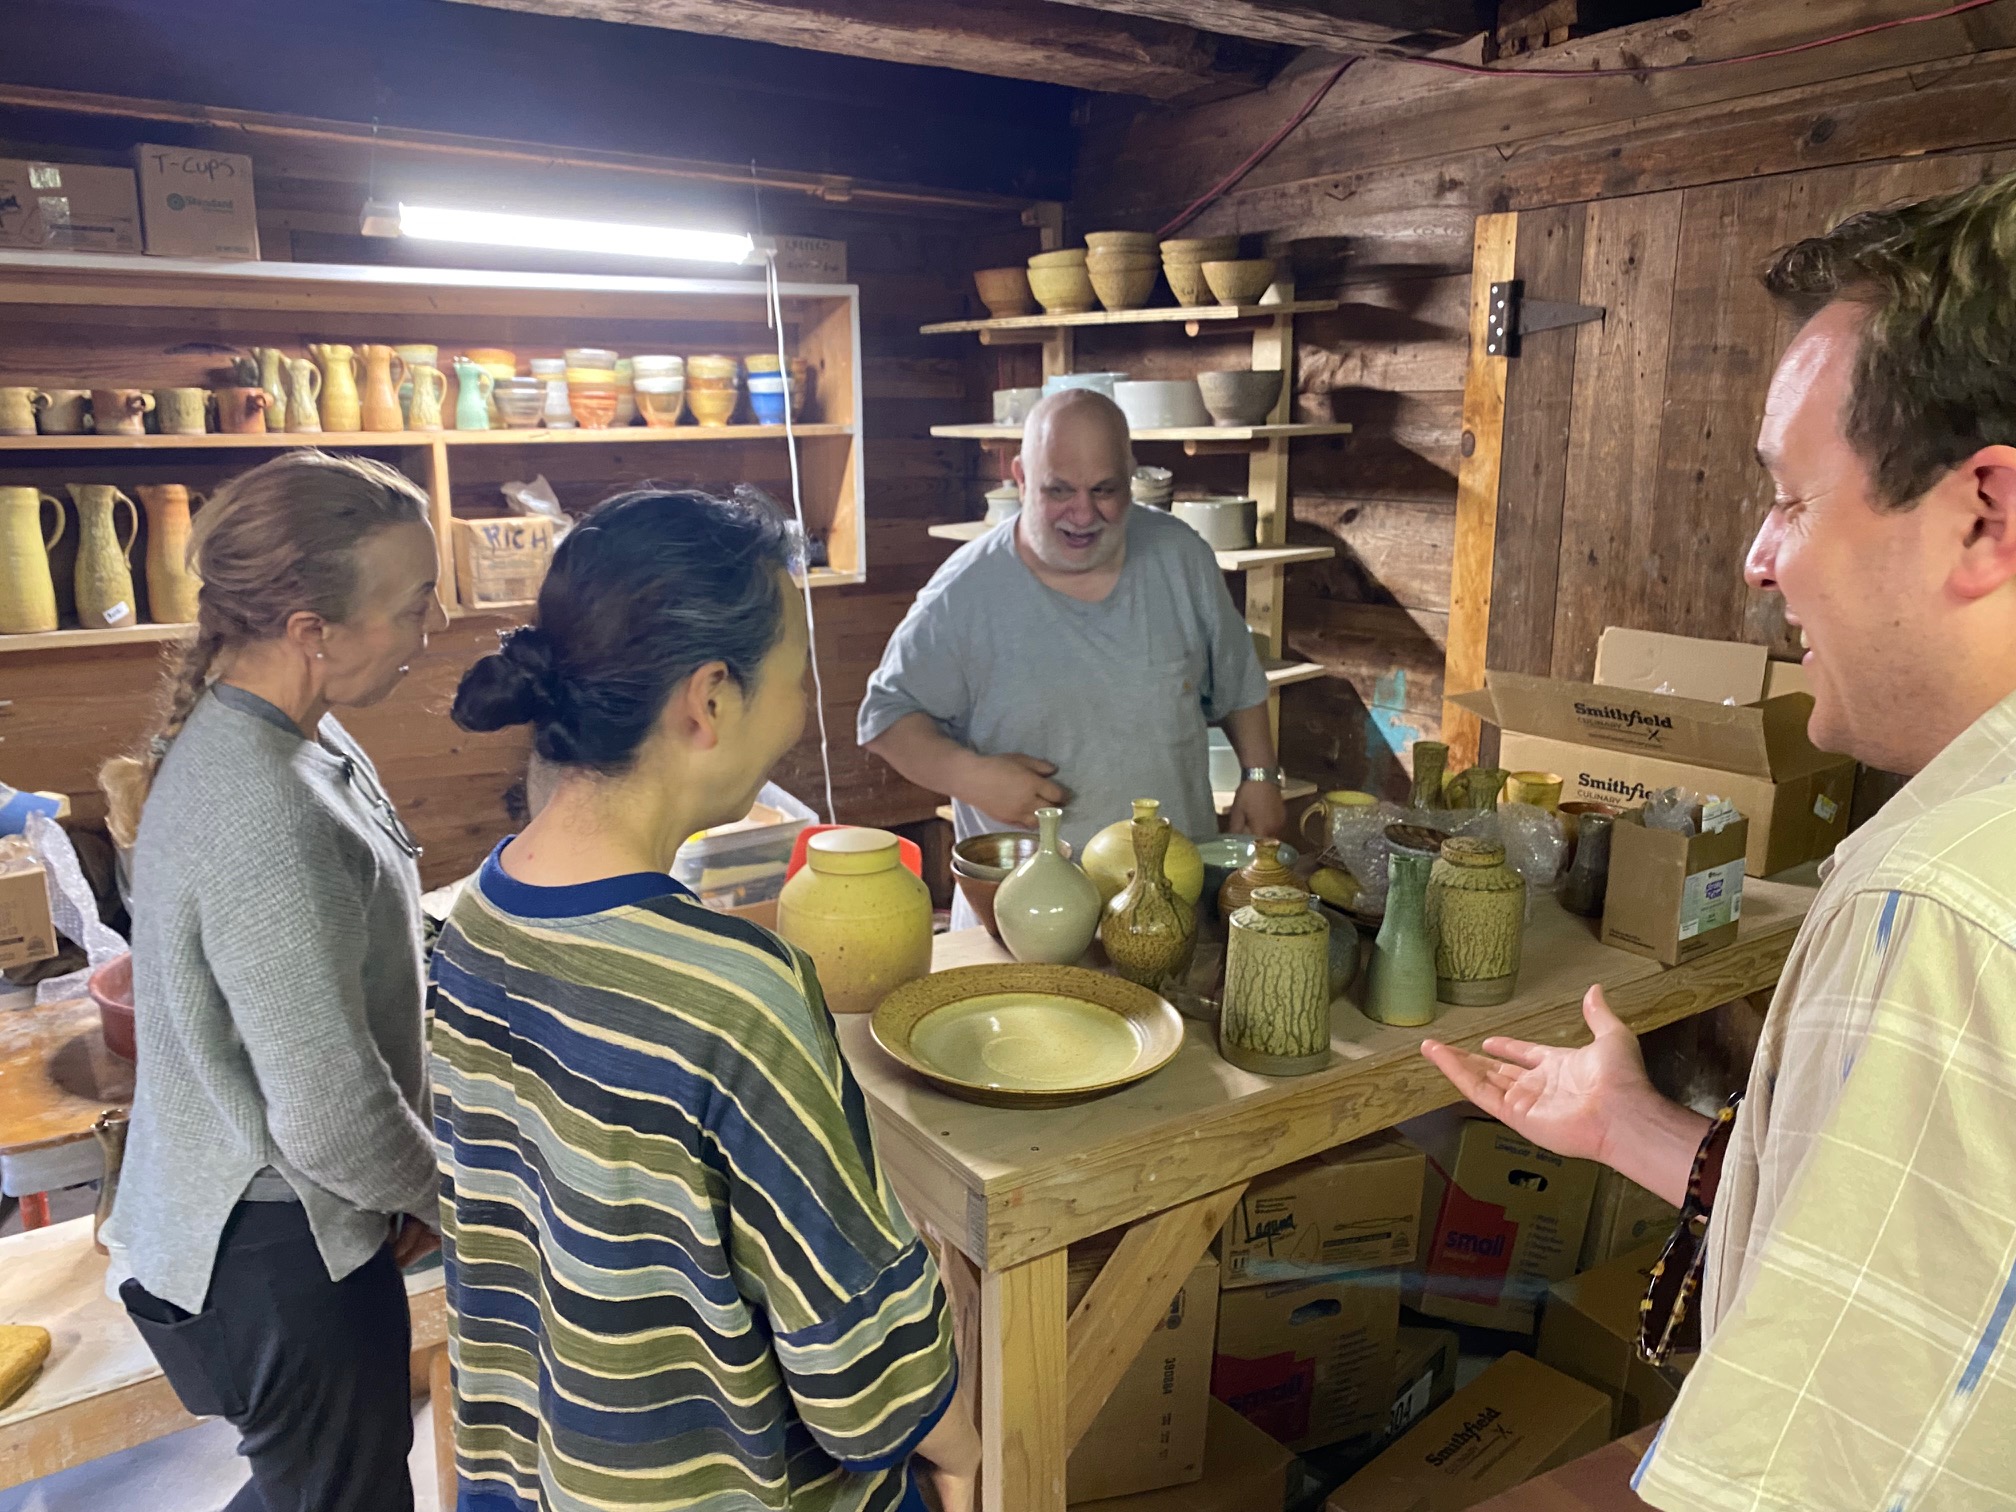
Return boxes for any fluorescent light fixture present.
[366,201,756,264]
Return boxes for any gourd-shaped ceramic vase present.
[253,346,289,432]
[0,487,66,634]
[454,360,495,432]
[1425,836,1526,1006]
[1409,740,1448,811]
[283,357,323,434]
[135,485,202,624]
[775,827,932,1014]
[359,345,407,432]
[1218,838,1305,922]
[995,806,1101,965]
[68,484,140,630]
[1099,798,1196,988]
[1366,844,1437,1027]
[1560,812,1615,919]
[1221,886,1332,1077]
[309,343,362,432]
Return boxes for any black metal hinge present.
[1485,280,1604,358]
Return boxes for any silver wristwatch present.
[1240,765,1282,786]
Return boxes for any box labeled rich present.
[1213,1269,1401,1452]
[0,159,142,253]
[1219,1132,1425,1290]
[1537,1241,1691,1434]
[1600,802,1748,966]
[133,143,260,259]
[453,516,556,609]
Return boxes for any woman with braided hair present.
[99,449,450,1512]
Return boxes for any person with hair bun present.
[431,487,976,1512]
[98,450,450,1512]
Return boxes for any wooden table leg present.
[19,1192,50,1229]
[429,1343,456,1512]
[981,1248,1068,1512]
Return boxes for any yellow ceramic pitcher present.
[309,342,363,432]
[67,484,140,630]
[0,487,65,634]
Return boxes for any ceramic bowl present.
[1028,247,1089,268]
[870,963,1183,1107]
[1131,465,1175,507]
[688,388,739,427]
[566,366,618,384]
[495,384,546,428]
[1085,246,1160,267]
[983,484,1021,525]
[1173,495,1257,550]
[1089,264,1159,312]
[992,387,1043,426]
[953,871,1008,941]
[569,386,619,429]
[636,385,688,428]
[1198,369,1281,427]
[463,347,518,372]
[1042,372,1126,398]
[687,354,741,380]
[953,830,1056,882]
[974,266,1036,318]
[1028,264,1096,314]
[1159,235,1239,262]
[564,347,619,369]
[529,357,567,376]
[1085,230,1159,252]
[1163,262,1216,307]
[90,951,136,1064]
[630,355,683,377]
[1201,259,1277,305]
[1113,379,1210,431]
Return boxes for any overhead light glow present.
[389,203,755,264]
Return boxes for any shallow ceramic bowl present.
[1197,369,1281,427]
[992,386,1043,426]
[1159,235,1239,262]
[1172,495,1257,550]
[1201,258,1277,305]
[1028,264,1096,314]
[953,830,1072,882]
[1042,372,1126,398]
[1085,230,1159,252]
[871,963,1184,1107]
[974,266,1036,318]
[1113,379,1209,430]
[1090,263,1159,312]
[1085,247,1160,267]
[564,347,619,369]
[1028,247,1089,269]
[1163,259,1215,307]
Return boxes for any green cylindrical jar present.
[1366,844,1438,1027]
[1425,835,1526,1005]
[1221,886,1332,1076]
[1409,740,1448,811]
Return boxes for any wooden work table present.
[831,875,1817,1510]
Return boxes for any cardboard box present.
[1067,1247,1220,1502]
[133,143,260,260]
[0,158,142,253]
[1076,1398,1295,1512]
[771,234,847,282]
[453,516,556,609]
[1389,1326,1460,1441]
[1450,627,1858,878]
[1213,1269,1401,1452]
[0,841,58,970]
[1600,804,1747,966]
[1577,1168,1678,1272]
[1326,1353,1612,1512]
[1405,1114,1598,1333]
[1220,1132,1425,1290]
[1537,1242,1689,1434]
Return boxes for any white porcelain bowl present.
[1112,379,1210,431]
[1173,496,1257,550]
[992,387,1043,425]
[1042,372,1127,398]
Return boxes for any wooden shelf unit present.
[0,253,867,641]
[918,299,1339,338]
[926,520,1335,577]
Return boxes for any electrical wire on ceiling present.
[1155,0,2003,237]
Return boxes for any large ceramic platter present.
[871,964,1184,1108]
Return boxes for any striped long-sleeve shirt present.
[429,845,955,1512]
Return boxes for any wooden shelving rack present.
[0,252,865,653]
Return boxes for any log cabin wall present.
[1068,0,2016,796]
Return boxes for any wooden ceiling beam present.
[1041,0,1489,52]
[443,0,1270,101]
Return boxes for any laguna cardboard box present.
[1067,1246,1220,1502]
[134,143,260,259]
[1537,1241,1690,1434]
[1600,801,1748,967]
[1077,1399,1295,1512]
[1577,1167,1679,1271]
[0,838,59,970]
[1404,1113,1598,1333]
[1213,1269,1401,1452]
[1389,1326,1460,1441]
[0,158,142,253]
[1449,627,1857,878]
[1220,1132,1425,1290]
[1325,1353,1611,1512]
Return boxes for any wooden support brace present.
[983,1248,1069,1512]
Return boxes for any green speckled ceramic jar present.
[1425,835,1526,1005]
[1221,886,1332,1076]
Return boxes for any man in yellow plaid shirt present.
[1426,173,2016,1508]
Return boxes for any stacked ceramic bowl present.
[632,354,685,428]
[687,354,741,427]
[563,347,620,429]
[992,386,1042,426]
[529,357,571,428]
[1113,378,1210,431]
[494,377,546,429]
[1173,495,1258,550]
[974,266,1035,318]
[1201,258,1277,306]
[1198,369,1281,427]
[746,353,811,424]
[1027,248,1093,315]
[952,831,1069,941]
[1131,466,1175,508]
[614,358,638,426]
[1084,230,1159,312]
[1159,236,1240,307]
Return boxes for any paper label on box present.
[30,165,61,189]
[1680,859,1745,940]
[1391,1369,1435,1435]
[1814,793,1840,823]
[1701,798,1740,833]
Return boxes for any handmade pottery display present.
[0,387,45,437]
[635,378,687,428]
[408,365,451,431]
[1198,835,1298,910]
[982,484,1020,525]
[1560,811,1616,919]
[135,484,202,624]
[1029,247,1089,268]
[1299,789,1379,853]
[307,343,362,431]
[1505,771,1563,811]
[1365,827,1440,1027]
[282,358,323,433]
[463,347,518,425]
[974,266,1035,318]
[564,346,617,370]
[1196,370,1280,427]
[1409,741,1449,811]
[90,388,154,437]
[746,372,788,425]
[1112,379,1210,431]
[1425,836,1525,1006]
[613,358,637,425]
[952,830,1057,883]
[358,345,407,432]
[1160,236,1240,306]
[68,484,140,630]
[1218,836,1305,921]
[249,347,289,433]
[532,358,573,428]
[1027,262,1096,315]
[1083,803,1204,905]
[745,353,811,418]
[1444,765,1510,811]
[569,384,619,429]
[1172,496,1257,550]
[776,826,932,1014]
[992,387,1042,426]
[1131,466,1174,508]
[453,359,495,431]
[687,354,740,427]
[391,344,437,422]
[1099,798,1198,988]
[995,807,1101,966]
[1313,899,1362,998]
[37,389,90,435]
[1221,886,1332,1076]
[1087,252,1159,312]
[215,385,271,435]
[0,487,65,633]
[1200,258,1276,305]
[149,387,205,436]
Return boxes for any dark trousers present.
[120,1201,415,1512]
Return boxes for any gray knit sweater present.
[104,687,438,1312]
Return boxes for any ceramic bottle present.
[1425,836,1526,1006]
[1221,886,1333,1076]
[1560,811,1615,919]
[135,485,202,624]
[995,807,1101,965]
[1218,838,1305,921]
[253,346,289,432]
[1409,740,1448,811]
[359,345,407,432]
[68,484,140,630]
[283,357,323,433]
[0,487,66,634]
[1366,844,1437,1027]
[775,827,932,1014]
[454,360,495,431]
[309,342,362,432]
[1099,797,1197,988]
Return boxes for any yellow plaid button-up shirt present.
[1637,691,2016,1511]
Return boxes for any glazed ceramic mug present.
[215,386,272,435]
[154,387,212,436]
[1299,789,1379,852]
[91,388,155,437]
[0,386,48,437]
[37,388,91,435]
[1504,771,1563,811]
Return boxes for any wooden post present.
[982,1249,1069,1512]
[423,439,456,613]
[1247,299,1295,744]
[429,1342,456,1512]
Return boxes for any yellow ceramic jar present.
[776,827,933,1014]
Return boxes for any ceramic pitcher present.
[394,345,439,422]
[252,347,289,432]
[0,487,66,634]
[309,343,362,432]
[1366,842,1437,1027]
[1099,797,1197,987]
[407,365,448,432]
[1221,886,1332,1077]
[995,806,1101,965]
[68,484,140,630]
[359,344,407,432]
[136,484,203,624]
[283,357,323,433]
[453,359,494,431]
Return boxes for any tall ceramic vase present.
[0,487,66,634]
[1366,846,1437,1027]
[1221,886,1332,1076]
[135,485,202,624]
[309,343,362,432]
[253,346,289,433]
[995,806,1100,965]
[1099,797,1197,988]
[68,484,140,630]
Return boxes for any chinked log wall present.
[1070,0,2016,795]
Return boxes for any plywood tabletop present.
[0,997,132,1158]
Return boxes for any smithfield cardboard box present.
[1076,1398,1295,1512]
[1577,1167,1679,1272]
[1537,1241,1690,1434]
[1066,1246,1220,1502]
[1600,802,1748,966]
[1325,1353,1612,1512]
[453,516,556,609]
[1220,1132,1425,1290]
[1404,1113,1598,1334]
[1389,1326,1460,1441]
[1213,1269,1401,1452]
[0,838,59,970]
[133,143,260,260]
[1450,627,1857,878]
[0,158,142,253]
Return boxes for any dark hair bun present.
[451,626,556,732]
